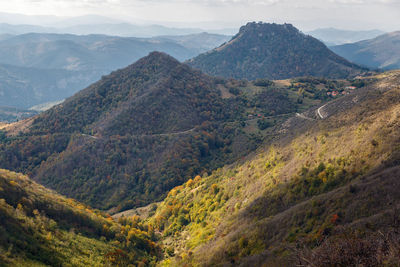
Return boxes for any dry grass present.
[112,202,160,220]
[295,228,400,267]
[0,117,34,136]
[273,79,291,88]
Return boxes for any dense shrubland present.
[148,72,400,266]
[0,169,160,266]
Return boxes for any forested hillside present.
[0,169,159,266]
[187,22,365,80]
[0,52,351,212]
[147,71,400,266]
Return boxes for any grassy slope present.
[148,71,400,266]
[0,169,159,266]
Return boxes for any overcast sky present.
[0,0,399,31]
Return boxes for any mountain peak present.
[234,22,303,43]
[133,51,181,69]
[187,22,364,80]
[143,51,178,61]
[239,22,298,34]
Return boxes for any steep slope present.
[331,31,400,70]
[0,169,159,266]
[0,52,332,211]
[148,71,400,266]
[187,22,365,80]
[307,28,384,46]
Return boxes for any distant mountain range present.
[187,22,365,80]
[0,32,229,108]
[150,33,231,56]
[0,23,206,38]
[0,12,238,36]
[307,28,385,46]
[0,33,231,71]
[331,31,400,70]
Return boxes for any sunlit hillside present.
[148,71,400,266]
[0,169,160,266]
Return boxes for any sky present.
[0,0,399,31]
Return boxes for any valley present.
[0,16,399,267]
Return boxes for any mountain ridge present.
[307,28,385,45]
[331,31,400,70]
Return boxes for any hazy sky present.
[0,0,399,31]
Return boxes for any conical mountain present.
[187,22,365,80]
[31,51,228,136]
[1,52,236,209]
